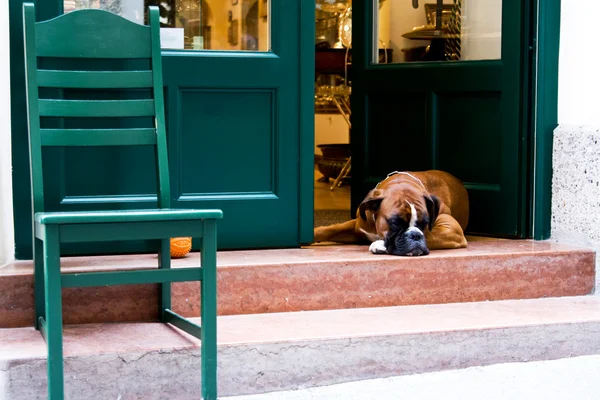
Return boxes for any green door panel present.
[351,0,530,237]
[176,90,274,195]
[9,0,315,258]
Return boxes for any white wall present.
[551,1,600,291]
[377,0,391,48]
[557,0,600,126]
[314,115,350,156]
[0,0,14,266]
[461,0,502,61]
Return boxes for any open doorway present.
[352,0,524,238]
[312,0,457,227]
[313,1,353,228]
[312,0,524,239]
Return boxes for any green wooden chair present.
[22,4,222,399]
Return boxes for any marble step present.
[3,296,600,399]
[0,237,594,328]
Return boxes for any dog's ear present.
[358,189,385,221]
[358,189,384,221]
[359,189,385,221]
[359,197,384,220]
[424,194,441,231]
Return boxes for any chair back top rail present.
[34,8,152,59]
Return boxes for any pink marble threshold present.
[0,238,595,328]
[1,236,593,275]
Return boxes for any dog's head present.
[358,185,441,256]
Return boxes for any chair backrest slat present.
[23,3,172,214]
[38,99,155,118]
[37,70,154,89]
[40,128,157,147]
[149,8,171,208]
[35,9,151,59]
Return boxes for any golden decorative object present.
[170,237,192,258]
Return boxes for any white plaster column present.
[0,0,14,265]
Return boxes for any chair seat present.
[35,208,223,225]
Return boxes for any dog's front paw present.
[369,240,387,254]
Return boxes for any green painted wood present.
[164,309,202,338]
[155,0,310,254]
[159,239,171,322]
[13,0,313,258]
[38,316,47,342]
[533,0,560,240]
[33,238,44,328]
[22,5,222,399]
[37,70,154,89]
[22,3,45,218]
[35,208,222,224]
[298,0,316,244]
[58,220,205,243]
[24,3,48,331]
[42,224,64,399]
[351,0,532,237]
[35,8,151,58]
[61,267,204,288]
[40,128,158,146]
[149,8,171,210]
[361,63,503,92]
[200,219,218,400]
[38,99,156,117]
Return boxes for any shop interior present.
[312,0,485,227]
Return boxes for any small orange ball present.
[170,237,192,258]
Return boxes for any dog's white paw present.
[369,240,387,254]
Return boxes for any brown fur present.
[313,170,469,250]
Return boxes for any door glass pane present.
[63,0,270,51]
[373,0,501,64]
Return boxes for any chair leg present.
[201,220,218,400]
[34,237,45,329]
[43,225,64,400]
[158,238,171,321]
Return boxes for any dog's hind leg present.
[425,214,468,250]
[314,219,364,244]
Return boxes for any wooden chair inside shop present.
[22,3,222,399]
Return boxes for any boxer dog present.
[314,170,469,256]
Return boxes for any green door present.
[351,0,531,237]
[9,0,315,258]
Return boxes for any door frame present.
[299,0,316,244]
[532,0,561,240]
[349,0,560,241]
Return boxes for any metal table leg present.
[330,96,352,191]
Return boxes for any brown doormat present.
[314,209,351,227]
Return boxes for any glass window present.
[64,0,270,51]
[374,0,501,64]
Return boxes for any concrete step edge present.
[3,296,600,398]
